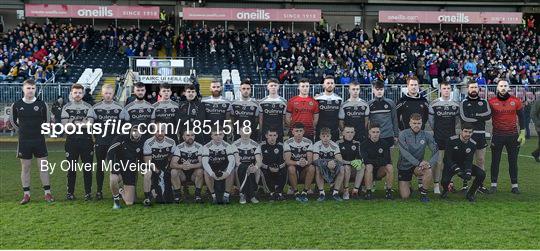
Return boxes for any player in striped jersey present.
[258,79,287,142]
[87,84,123,200]
[233,129,262,204]
[313,127,345,201]
[315,76,342,141]
[170,130,204,203]
[151,83,180,143]
[284,123,315,202]
[142,125,176,206]
[201,128,237,204]
[428,82,460,194]
[201,80,232,144]
[339,82,370,142]
[231,80,260,141]
[62,83,95,201]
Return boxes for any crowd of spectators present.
[0,21,93,82]
[250,24,539,87]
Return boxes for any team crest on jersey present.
[136,148,141,153]
[384,104,388,109]
[250,106,255,111]
[351,145,357,151]
[454,146,459,150]
[114,109,119,113]
[106,110,110,114]
[272,104,276,108]
[378,148,383,153]
[192,109,197,114]
[65,152,70,158]
[478,102,483,106]
[147,108,152,112]
[138,109,144,113]
[309,102,313,106]
[420,140,425,144]
[466,148,471,153]
[510,101,515,106]
[221,104,226,108]
[33,106,39,111]
[274,148,279,154]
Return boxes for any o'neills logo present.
[236,9,270,20]
[77,6,113,17]
[438,12,470,23]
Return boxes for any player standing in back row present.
[459,80,491,194]
[428,82,460,194]
[62,84,95,201]
[368,80,399,147]
[315,76,342,141]
[10,79,54,204]
[259,79,287,142]
[488,80,526,194]
[287,78,319,141]
[87,84,123,200]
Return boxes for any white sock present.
[24,191,30,196]
[491,183,497,187]
[512,184,519,188]
[224,192,230,198]
[44,190,51,195]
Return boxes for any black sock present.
[43,185,50,191]
[173,189,181,199]
[195,188,201,197]
[145,192,152,200]
[23,186,30,192]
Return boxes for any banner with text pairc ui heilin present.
[378,11,522,24]
[24,4,160,20]
[182,7,321,22]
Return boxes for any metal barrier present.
[0,83,72,104]
[252,84,420,102]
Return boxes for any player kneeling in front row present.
[313,127,345,201]
[202,129,237,204]
[361,123,394,200]
[170,130,204,203]
[336,126,363,200]
[108,126,144,209]
[259,128,287,201]
[234,129,262,204]
[284,123,316,202]
[441,123,486,202]
[142,124,176,207]
[397,113,438,202]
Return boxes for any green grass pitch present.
[1,140,539,249]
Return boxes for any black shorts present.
[182,169,195,180]
[472,133,487,149]
[17,138,48,159]
[111,161,138,186]
[398,168,415,182]
[121,170,137,186]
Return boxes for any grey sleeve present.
[389,100,399,137]
[398,132,421,166]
